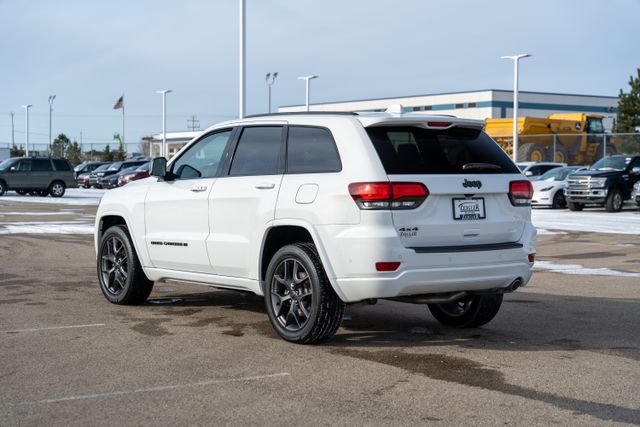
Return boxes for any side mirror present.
[9,166,16,172]
[150,157,167,178]
[524,170,533,177]
[631,166,640,175]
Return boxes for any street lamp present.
[297,75,318,112]
[22,104,32,157]
[48,95,56,147]
[239,0,246,119]
[501,54,531,162]
[156,90,172,158]
[265,72,278,113]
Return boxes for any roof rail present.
[244,111,359,119]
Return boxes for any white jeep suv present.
[95,111,536,343]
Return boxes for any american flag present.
[113,95,124,110]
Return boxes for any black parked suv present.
[74,161,107,178]
[566,155,640,212]
[89,160,147,189]
[0,157,78,197]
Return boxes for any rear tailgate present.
[365,123,528,249]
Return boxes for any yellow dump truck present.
[485,113,611,164]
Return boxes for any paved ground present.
[0,197,639,426]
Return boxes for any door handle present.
[255,183,275,190]
[190,185,208,192]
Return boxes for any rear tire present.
[49,181,66,198]
[264,243,344,344]
[518,142,546,162]
[567,202,584,211]
[605,188,623,212]
[97,225,154,305]
[428,294,503,328]
[0,180,6,196]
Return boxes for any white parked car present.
[95,110,536,343]
[517,161,567,180]
[531,166,587,209]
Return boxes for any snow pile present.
[534,260,640,278]
[0,221,94,235]
[1,189,105,206]
[533,209,640,235]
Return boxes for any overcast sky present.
[1,0,638,148]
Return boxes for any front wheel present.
[551,190,566,209]
[49,181,66,198]
[97,225,154,304]
[567,202,583,211]
[605,189,623,212]
[0,181,6,196]
[428,294,503,328]
[264,243,344,344]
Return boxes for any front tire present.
[567,202,583,211]
[428,294,503,328]
[605,188,623,212]
[49,181,66,198]
[551,190,566,209]
[0,180,6,196]
[97,225,154,304]
[264,243,344,344]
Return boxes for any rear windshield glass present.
[366,126,519,174]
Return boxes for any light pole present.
[501,54,531,162]
[156,90,172,158]
[22,104,32,157]
[265,72,278,113]
[239,0,246,119]
[48,95,56,148]
[297,75,318,112]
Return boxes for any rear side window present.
[229,126,283,176]
[32,159,53,172]
[366,126,519,174]
[52,159,71,171]
[286,126,341,174]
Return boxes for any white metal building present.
[279,89,618,130]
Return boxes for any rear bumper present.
[316,219,536,303]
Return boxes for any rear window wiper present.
[462,162,503,172]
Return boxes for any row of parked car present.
[74,159,150,189]
[517,155,640,212]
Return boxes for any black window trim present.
[284,124,342,175]
[166,127,239,181]
[223,125,286,177]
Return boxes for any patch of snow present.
[0,221,94,235]
[532,209,640,235]
[0,211,76,216]
[534,260,640,278]
[1,189,105,206]
[536,228,567,235]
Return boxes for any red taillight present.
[427,121,451,128]
[509,180,533,206]
[349,182,429,210]
[528,253,535,263]
[376,262,401,272]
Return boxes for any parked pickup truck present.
[565,155,640,212]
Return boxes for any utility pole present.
[501,54,531,162]
[156,90,172,157]
[22,104,32,157]
[187,115,200,131]
[10,112,15,146]
[48,95,56,146]
[297,75,318,112]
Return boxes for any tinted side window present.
[32,159,53,172]
[366,126,520,175]
[172,130,233,179]
[52,159,71,171]
[17,160,32,171]
[229,127,283,176]
[286,126,341,174]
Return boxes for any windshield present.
[108,161,123,171]
[94,164,111,172]
[74,163,86,172]
[136,162,150,172]
[590,157,630,171]
[0,158,19,171]
[538,167,579,181]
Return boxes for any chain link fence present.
[0,142,158,165]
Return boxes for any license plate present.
[452,197,486,220]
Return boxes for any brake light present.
[509,180,534,206]
[427,121,451,128]
[376,262,401,272]
[528,253,535,263]
[349,182,429,210]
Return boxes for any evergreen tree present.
[50,133,71,157]
[10,144,25,157]
[66,141,82,166]
[614,68,640,133]
[102,145,114,162]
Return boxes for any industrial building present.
[279,89,618,130]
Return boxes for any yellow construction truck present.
[485,113,611,164]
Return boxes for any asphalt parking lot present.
[0,192,639,426]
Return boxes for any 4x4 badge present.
[463,179,482,189]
